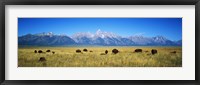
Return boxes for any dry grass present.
[18,46,182,67]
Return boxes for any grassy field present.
[18,46,182,67]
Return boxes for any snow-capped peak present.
[96,29,102,34]
[95,29,120,38]
[71,32,94,38]
[35,32,54,36]
[153,36,167,41]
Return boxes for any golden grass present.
[18,46,182,67]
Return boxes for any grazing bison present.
[112,49,119,54]
[34,50,37,53]
[83,49,88,52]
[39,57,46,62]
[105,50,108,54]
[170,51,176,54]
[151,49,157,55]
[46,50,51,52]
[52,51,55,54]
[76,49,82,53]
[135,49,142,53]
[89,50,93,52]
[38,50,43,53]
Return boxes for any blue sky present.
[18,18,182,41]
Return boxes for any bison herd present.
[34,48,177,62]
[134,49,157,55]
[74,48,175,55]
[34,50,55,54]
[34,49,55,62]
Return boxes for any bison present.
[34,50,37,53]
[76,49,82,53]
[112,49,119,54]
[46,50,51,52]
[135,49,142,53]
[52,51,55,54]
[151,49,157,55]
[83,49,88,52]
[89,50,93,52]
[39,57,46,62]
[170,51,176,54]
[105,50,108,54]
[38,50,43,53]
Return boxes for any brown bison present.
[34,50,37,53]
[89,50,93,52]
[112,49,119,54]
[52,51,55,54]
[39,57,46,62]
[151,49,157,55]
[83,49,88,52]
[38,50,43,53]
[135,49,142,53]
[46,50,51,52]
[76,49,82,53]
[105,50,108,54]
[170,51,176,54]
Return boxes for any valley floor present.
[18,46,182,67]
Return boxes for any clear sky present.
[18,18,182,41]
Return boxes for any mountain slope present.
[18,33,76,45]
[18,30,182,46]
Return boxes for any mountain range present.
[18,29,182,46]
